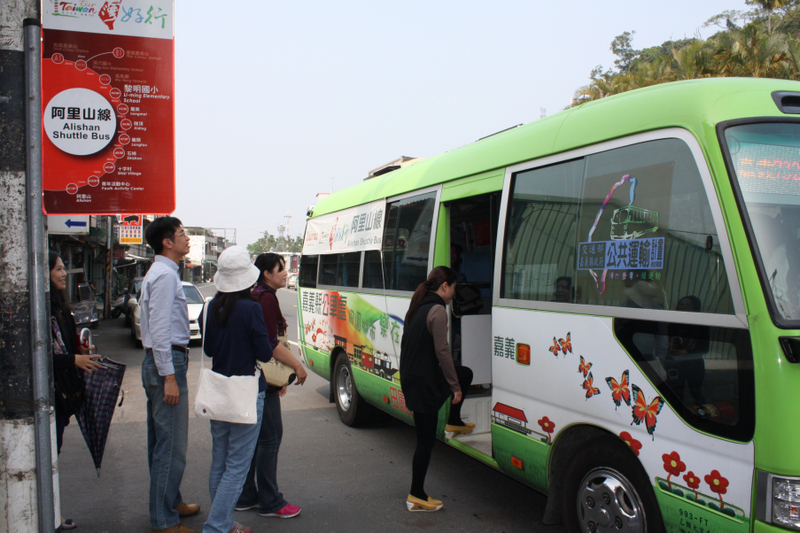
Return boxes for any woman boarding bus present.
[295,78,800,532]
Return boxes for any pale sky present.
[174,0,746,248]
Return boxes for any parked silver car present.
[128,281,207,347]
[73,282,99,329]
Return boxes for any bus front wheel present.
[561,438,664,533]
[333,351,371,426]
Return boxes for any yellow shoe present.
[406,494,443,512]
[446,422,475,436]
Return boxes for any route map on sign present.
[42,1,174,215]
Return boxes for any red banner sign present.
[42,1,175,215]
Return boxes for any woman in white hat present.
[200,246,273,533]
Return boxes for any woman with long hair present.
[235,253,307,520]
[400,266,473,512]
[200,246,273,533]
[49,250,101,530]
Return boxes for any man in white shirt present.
[140,216,199,533]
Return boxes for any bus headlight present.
[774,477,800,527]
[758,471,800,529]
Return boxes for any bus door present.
[447,192,500,446]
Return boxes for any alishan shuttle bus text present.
[296,78,800,532]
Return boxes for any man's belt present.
[145,345,189,354]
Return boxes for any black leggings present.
[410,365,474,500]
[410,410,438,500]
[447,366,473,425]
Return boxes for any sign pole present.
[105,215,113,319]
[25,17,57,532]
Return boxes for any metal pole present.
[104,215,113,318]
[24,18,56,532]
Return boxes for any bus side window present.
[502,158,584,301]
[614,318,754,442]
[299,255,318,288]
[363,250,383,289]
[578,138,734,314]
[319,253,360,288]
[382,192,436,292]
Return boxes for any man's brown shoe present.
[174,502,201,517]
[150,524,198,533]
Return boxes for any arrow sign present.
[47,215,90,235]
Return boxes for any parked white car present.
[129,281,207,347]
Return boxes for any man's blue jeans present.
[203,391,264,533]
[142,349,189,530]
[237,388,288,513]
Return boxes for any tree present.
[572,4,800,106]
[611,31,640,74]
[247,232,304,255]
[748,0,792,33]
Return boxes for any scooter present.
[110,288,133,325]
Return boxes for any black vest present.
[399,293,450,413]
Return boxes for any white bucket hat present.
[214,246,260,293]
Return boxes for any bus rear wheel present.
[333,351,373,426]
[561,438,664,533]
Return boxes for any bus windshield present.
[725,122,800,324]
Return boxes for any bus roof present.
[311,77,800,218]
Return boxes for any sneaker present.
[259,502,301,518]
[234,501,259,512]
[406,494,443,512]
[229,523,252,533]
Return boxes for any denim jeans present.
[203,391,264,533]
[142,349,189,530]
[237,389,287,513]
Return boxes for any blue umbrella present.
[76,357,126,477]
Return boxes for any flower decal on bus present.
[537,416,555,443]
[683,471,701,500]
[662,451,686,488]
[705,470,730,508]
[619,431,642,456]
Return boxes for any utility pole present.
[1,1,58,532]
[284,214,292,251]
[277,224,286,252]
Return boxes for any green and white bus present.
[296,78,800,532]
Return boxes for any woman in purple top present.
[235,253,307,520]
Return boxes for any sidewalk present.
[58,317,210,532]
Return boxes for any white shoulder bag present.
[194,302,260,424]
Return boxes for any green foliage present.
[611,31,639,73]
[572,4,800,106]
[247,231,304,255]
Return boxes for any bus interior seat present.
[461,251,492,300]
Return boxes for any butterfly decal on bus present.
[578,355,592,377]
[606,370,631,410]
[548,332,572,357]
[582,372,601,399]
[631,384,665,439]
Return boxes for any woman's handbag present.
[259,333,296,387]
[194,303,259,424]
[259,358,296,388]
